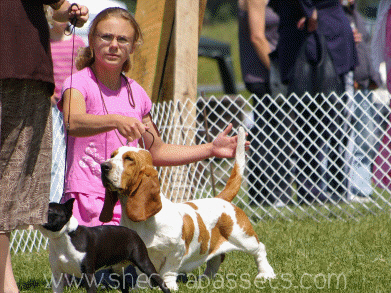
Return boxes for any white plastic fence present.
[11,91,391,253]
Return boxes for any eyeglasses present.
[95,33,131,45]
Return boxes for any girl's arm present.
[140,114,249,167]
[63,88,248,165]
[62,88,147,137]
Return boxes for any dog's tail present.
[215,126,246,202]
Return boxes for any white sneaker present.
[273,200,287,208]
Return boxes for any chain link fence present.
[11,90,391,253]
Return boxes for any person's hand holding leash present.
[51,1,89,27]
[116,116,150,143]
[68,3,89,27]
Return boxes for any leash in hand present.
[65,3,80,36]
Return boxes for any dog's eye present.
[125,156,134,162]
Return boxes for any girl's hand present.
[211,124,250,158]
[116,116,149,143]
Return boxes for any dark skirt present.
[0,79,52,231]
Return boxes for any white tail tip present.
[236,127,246,175]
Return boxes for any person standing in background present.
[269,0,357,204]
[239,0,293,207]
[342,0,382,202]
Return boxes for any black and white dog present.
[39,198,171,293]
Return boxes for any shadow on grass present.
[18,279,49,291]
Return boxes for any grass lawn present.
[198,20,244,90]
[12,211,391,292]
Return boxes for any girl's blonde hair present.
[76,7,143,72]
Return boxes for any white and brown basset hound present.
[99,127,276,290]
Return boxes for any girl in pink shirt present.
[59,7,247,227]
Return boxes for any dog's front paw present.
[165,280,178,291]
[163,274,179,291]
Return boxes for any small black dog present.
[39,198,171,293]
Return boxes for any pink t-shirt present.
[51,35,85,98]
[60,67,152,196]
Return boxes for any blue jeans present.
[346,91,383,197]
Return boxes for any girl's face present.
[92,17,135,71]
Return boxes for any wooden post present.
[127,0,175,101]
[129,0,206,104]
[128,0,207,202]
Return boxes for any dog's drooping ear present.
[125,165,162,222]
[99,190,119,223]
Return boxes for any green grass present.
[12,211,391,292]
[198,20,245,89]
[198,20,254,103]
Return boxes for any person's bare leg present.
[0,232,19,293]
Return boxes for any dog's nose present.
[101,162,112,174]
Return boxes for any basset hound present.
[99,127,276,290]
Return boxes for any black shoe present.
[177,273,188,283]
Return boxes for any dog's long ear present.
[125,165,162,222]
[99,189,119,223]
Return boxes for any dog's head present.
[99,146,162,223]
[39,198,78,238]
